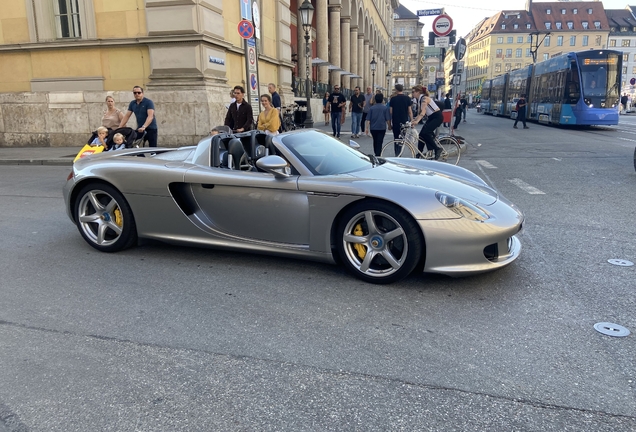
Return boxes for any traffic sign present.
[252,1,261,40]
[631,77,636,85]
[454,37,467,61]
[417,9,443,17]
[432,14,453,37]
[434,36,449,48]
[238,20,254,39]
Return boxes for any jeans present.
[144,128,158,147]
[370,129,386,156]
[331,111,342,136]
[392,124,403,156]
[351,112,362,135]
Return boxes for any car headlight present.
[435,192,490,221]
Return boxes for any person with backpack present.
[412,85,443,160]
[513,94,529,129]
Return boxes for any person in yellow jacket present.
[257,94,281,135]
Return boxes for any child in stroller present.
[87,127,146,150]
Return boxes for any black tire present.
[74,183,138,252]
[336,200,423,284]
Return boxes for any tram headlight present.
[584,98,593,107]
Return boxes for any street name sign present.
[417,9,443,17]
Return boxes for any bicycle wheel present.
[380,140,416,158]
[436,136,461,165]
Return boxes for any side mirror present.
[256,155,292,178]
[349,140,360,150]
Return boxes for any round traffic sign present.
[238,19,254,39]
[631,77,636,85]
[432,14,453,37]
[250,73,258,91]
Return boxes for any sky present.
[398,0,634,37]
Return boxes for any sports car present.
[63,129,523,284]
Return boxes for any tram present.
[480,50,622,126]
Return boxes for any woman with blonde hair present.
[257,93,281,135]
[101,96,123,130]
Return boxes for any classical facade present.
[606,7,636,94]
[389,5,424,90]
[0,0,394,147]
[460,1,610,98]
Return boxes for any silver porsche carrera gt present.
[63,129,523,284]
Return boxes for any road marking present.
[552,157,561,161]
[475,160,497,169]
[618,137,636,143]
[509,178,546,195]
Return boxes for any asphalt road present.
[0,112,635,431]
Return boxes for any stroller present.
[86,127,147,150]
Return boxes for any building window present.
[594,21,601,29]
[555,22,562,30]
[633,53,636,61]
[513,24,518,29]
[54,0,82,38]
[561,9,566,14]
[623,40,631,47]
[573,8,578,14]
[587,8,592,14]
[570,36,576,46]
[516,48,522,57]
[582,21,588,29]
[517,36,523,43]
[624,54,629,62]
[543,53,549,61]
[632,66,636,74]
[527,35,532,43]
[496,48,502,58]
[545,22,551,29]
[502,24,506,29]
[595,35,602,46]
[623,66,627,74]
[582,35,588,46]
[399,27,405,36]
[567,22,573,29]
[506,48,512,58]
[557,36,563,46]
[409,27,414,36]
[495,63,502,73]
[497,37,503,44]
[505,63,511,72]
[609,39,617,47]
[545,36,551,47]
[546,8,551,14]
[507,36,513,43]
[526,23,531,29]
[526,48,531,57]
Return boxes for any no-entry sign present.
[432,14,453,37]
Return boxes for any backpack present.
[412,95,424,118]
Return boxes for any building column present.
[363,42,370,90]
[340,18,351,90]
[316,0,329,84]
[358,35,365,89]
[329,5,342,87]
[350,25,358,89]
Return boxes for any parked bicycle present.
[282,103,308,132]
[380,122,461,165]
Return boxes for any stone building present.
[389,5,424,89]
[606,7,636,95]
[0,0,394,147]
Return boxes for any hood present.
[348,160,499,206]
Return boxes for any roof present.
[606,9,636,34]
[393,5,419,21]
[468,10,536,43]
[530,1,609,32]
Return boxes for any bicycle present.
[380,122,461,165]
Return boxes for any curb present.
[0,159,73,166]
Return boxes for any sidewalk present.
[0,112,467,166]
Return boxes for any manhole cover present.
[607,259,634,266]
[594,322,630,337]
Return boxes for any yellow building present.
[0,0,393,146]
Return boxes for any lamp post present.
[299,0,314,128]
[386,70,391,93]
[370,57,377,93]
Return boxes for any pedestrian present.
[460,94,468,122]
[442,93,452,127]
[349,86,365,138]
[453,94,463,130]
[101,96,124,130]
[361,86,373,136]
[412,85,443,159]
[513,93,529,129]
[256,94,281,135]
[322,92,331,125]
[620,93,628,115]
[388,84,413,156]
[224,85,254,132]
[329,85,346,138]
[119,86,158,147]
[268,83,282,110]
[366,93,391,156]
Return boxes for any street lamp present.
[370,57,377,92]
[299,0,314,128]
[386,70,392,93]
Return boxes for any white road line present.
[552,157,562,161]
[618,137,636,143]
[475,160,497,169]
[509,178,546,195]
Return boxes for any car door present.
[184,167,310,245]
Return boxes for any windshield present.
[282,130,373,175]
[580,52,621,105]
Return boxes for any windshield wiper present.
[367,154,380,166]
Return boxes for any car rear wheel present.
[74,183,137,252]
[337,201,423,284]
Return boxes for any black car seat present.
[227,138,247,170]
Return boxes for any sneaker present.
[337,134,341,138]
[434,149,443,160]
[523,126,529,129]
[513,125,518,129]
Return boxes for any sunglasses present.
[133,91,142,94]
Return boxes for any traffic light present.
[449,30,456,45]
[429,32,436,46]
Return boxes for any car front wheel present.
[337,201,423,284]
[74,183,138,252]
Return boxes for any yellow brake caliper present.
[353,223,367,259]
[113,208,123,227]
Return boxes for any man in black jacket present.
[224,86,254,132]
